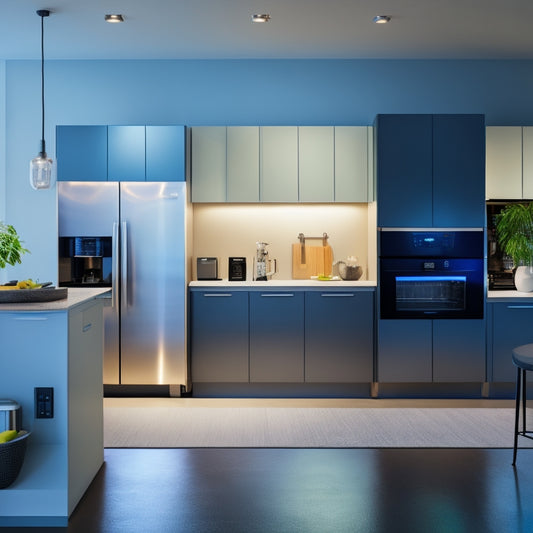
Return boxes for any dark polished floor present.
[4,447,533,533]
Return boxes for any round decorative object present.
[338,263,363,281]
[0,287,68,304]
[0,431,30,489]
[514,266,533,292]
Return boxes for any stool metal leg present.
[513,367,522,466]
[523,369,527,434]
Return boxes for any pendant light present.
[30,9,54,190]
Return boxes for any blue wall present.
[4,58,533,282]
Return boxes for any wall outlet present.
[35,387,54,419]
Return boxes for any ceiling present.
[2,0,533,61]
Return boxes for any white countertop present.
[190,280,376,288]
[487,290,533,301]
[0,287,111,312]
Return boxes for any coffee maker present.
[253,242,277,281]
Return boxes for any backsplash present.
[192,203,376,281]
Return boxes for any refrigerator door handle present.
[121,220,128,309]
[112,221,119,309]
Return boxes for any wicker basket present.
[0,431,30,489]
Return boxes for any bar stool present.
[512,343,533,465]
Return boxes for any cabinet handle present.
[260,293,294,297]
[83,323,93,332]
[507,305,533,309]
[204,293,232,297]
[320,293,355,297]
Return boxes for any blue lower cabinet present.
[378,320,433,382]
[56,125,108,181]
[305,291,373,382]
[249,291,305,382]
[433,320,485,382]
[190,291,249,382]
[491,303,533,382]
[378,318,486,383]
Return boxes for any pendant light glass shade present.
[30,10,54,190]
[30,142,53,190]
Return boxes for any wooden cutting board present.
[292,244,333,279]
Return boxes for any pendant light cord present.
[37,10,50,155]
[40,12,45,152]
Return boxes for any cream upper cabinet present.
[191,127,226,202]
[227,127,260,202]
[298,126,334,202]
[522,127,533,199]
[191,125,373,203]
[486,126,533,200]
[335,126,373,202]
[260,126,299,203]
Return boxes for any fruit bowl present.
[0,287,67,303]
[0,431,30,489]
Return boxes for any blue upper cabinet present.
[57,125,186,182]
[432,114,485,227]
[145,126,186,182]
[376,115,433,227]
[108,126,146,181]
[56,126,108,181]
[376,114,485,228]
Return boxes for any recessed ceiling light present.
[105,14,124,23]
[252,14,271,23]
[373,15,391,24]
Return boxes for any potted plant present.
[496,202,533,292]
[0,222,29,270]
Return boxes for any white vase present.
[514,265,533,292]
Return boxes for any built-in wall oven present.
[379,229,485,319]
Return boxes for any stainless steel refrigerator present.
[58,181,189,393]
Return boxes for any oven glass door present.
[396,275,466,312]
[380,258,484,319]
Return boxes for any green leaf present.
[495,203,533,266]
[0,222,30,269]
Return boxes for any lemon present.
[0,430,18,443]
[15,279,41,289]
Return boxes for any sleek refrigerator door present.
[58,182,119,237]
[119,182,187,385]
[58,182,121,385]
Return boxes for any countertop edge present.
[189,280,376,289]
[487,290,533,301]
[0,288,111,312]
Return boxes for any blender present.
[253,242,277,281]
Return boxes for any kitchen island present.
[0,288,109,527]
[189,280,376,397]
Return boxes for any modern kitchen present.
[2,1,533,531]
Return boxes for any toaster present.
[197,257,218,280]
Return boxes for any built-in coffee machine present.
[58,236,112,287]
